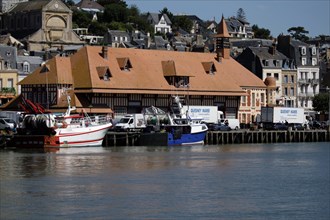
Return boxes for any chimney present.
[102,46,108,60]
[269,39,277,55]
[196,34,203,46]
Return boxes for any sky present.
[125,0,330,38]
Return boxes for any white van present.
[220,118,240,130]
[0,117,17,131]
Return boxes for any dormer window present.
[40,64,50,73]
[301,46,306,55]
[117,58,132,71]
[311,47,317,55]
[162,60,193,87]
[263,60,269,66]
[23,61,30,73]
[202,62,216,75]
[96,66,112,81]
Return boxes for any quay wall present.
[103,130,330,147]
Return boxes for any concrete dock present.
[103,129,330,147]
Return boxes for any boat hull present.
[46,123,112,147]
[168,130,207,146]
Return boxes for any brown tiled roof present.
[18,56,73,85]
[21,46,266,97]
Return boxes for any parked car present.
[288,123,304,131]
[273,123,288,130]
[309,120,322,129]
[0,118,17,131]
[209,123,231,131]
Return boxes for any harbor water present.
[1,142,329,219]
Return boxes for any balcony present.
[298,92,315,98]
[308,79,319,85]
[0,87,16,96]
[298,79,308,84]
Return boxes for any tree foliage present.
[287,26,309,42]
[172,16,193,33]
[313,93,329,113]
[101,3,129,23]
[236,8,246,21]
[88,21,108,36]
[72,9,93,28]
[159,7,174,21]
[252,25,272,39]
[97,0,127,7]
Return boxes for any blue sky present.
[125,0,330,37]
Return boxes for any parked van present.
[0,117,17,131]
[220,118,240,130]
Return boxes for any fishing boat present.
[14,96,112,148]
[141,96,208,146]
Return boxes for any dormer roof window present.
[117,57,132,71]
[40,64,50,73]
[96,66,112,81]
[202,62,217,75]
[161,60,193,87]
[301,46,306,55]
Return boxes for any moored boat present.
[141,96,208,146]
[14,96,112,148]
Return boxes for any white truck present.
[114,114,146,132]
[182,106,223,124]
[261,107,305,124]
[182,105,241,130]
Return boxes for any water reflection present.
[0,143,329,219]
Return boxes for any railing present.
[298,92,315,98]
[308,79,319,85]
[0,87,16,95]
[298,79,308,84]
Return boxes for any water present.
[1,142,329,219]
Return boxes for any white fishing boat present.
[45,114,112,147]
[18,96,112,148]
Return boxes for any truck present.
[181,106,223,124]
[181,105,241,130]
[114,114,146,132]
[261,106,306,130]
[261,107,305,124]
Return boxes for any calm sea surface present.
[0,142,329,220]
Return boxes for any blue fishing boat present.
[141,96,208,146]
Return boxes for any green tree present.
[88,21,108,36]
[287,26,309,42]
[102,3,129,23]
[159,7,173,21]
[236,8,246,21]
[72,9,93,28]
[313,93,329,113]
[172,16,193,33]
[97,0,127,7]
[252,24,272,39]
